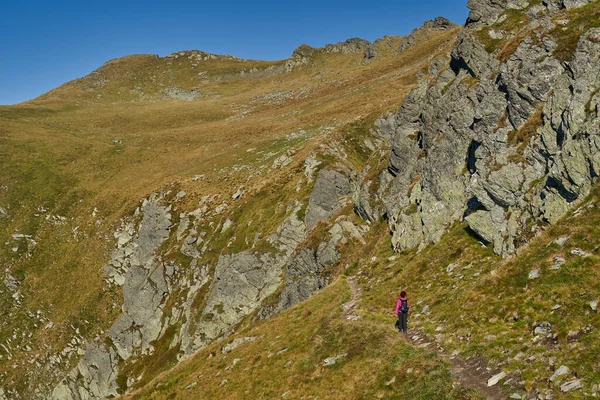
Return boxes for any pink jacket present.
[395,298,410,314]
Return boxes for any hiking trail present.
[344,276,508,400]
[341,276,362,321]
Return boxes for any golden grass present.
[0,27,460,393]
[125,279,476,400]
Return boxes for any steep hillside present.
[0,19,459,399]
[2,0,600,398]
[128,0,600,398]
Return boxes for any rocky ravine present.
[365,0,600,256]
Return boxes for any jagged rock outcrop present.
[305,169,351,229]
[286,38,372,71]
[399,17,458,52]
[371,0,600,256]
[465,0,593,28]
[423,16,455,30]
[50,163,363,397]
[324,38,371,54]
[51,344,120,400]
[363,46,379,62]
[53,194,174,399]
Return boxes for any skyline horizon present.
[0,0,469,105]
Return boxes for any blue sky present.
[0,0,469,105]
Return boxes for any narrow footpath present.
[343,276,507,400]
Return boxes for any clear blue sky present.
[0,0,469,105]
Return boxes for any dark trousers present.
[398,312,408,333]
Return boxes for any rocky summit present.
[1,1,600,399]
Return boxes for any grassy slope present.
[361,189,600,398]
[126,185,600,400]
[125,279,479,400]
[0,28,459,393]
[120,6,600,398]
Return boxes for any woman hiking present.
[395,291,410,334]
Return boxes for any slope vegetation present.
[0,20,459,399]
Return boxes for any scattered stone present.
[509,393,522,399]
[552,304,562,310]
[550,365,570,382]
[164,86,200,101]
[567,330,581,342]
[560,379,583,392]
[232,187,245,200]
[176,191,187,200]
[303,153,321,182]
[185,382,197,390]
[446,263,458,274]
[590,300,598,312]
[221,337,259,354]
[276,348,288,355]
[487,372,506,387]
[323,354,346,366]
[550,256,565,270]
[554,236,570,246]
[534,322,552,335]
[272,154,292,169]
[488,29,505,39]
[221,219,234,233]
[385,377,396,386]
[570,248,589,257]
[421,305,430,314]
[528,269,539,279]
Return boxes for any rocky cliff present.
[3,1,600,398]
[369,0,600,256]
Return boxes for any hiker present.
[395,291,410,333]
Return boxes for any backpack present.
[400,299,409,314]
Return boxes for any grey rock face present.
[54,194,173,399]
[563,0,593,8]
[109,262,176,360]
[106,194,172,285]
[179,203,306,357]
[180,251,283,354]
[465,0,530,29]
[324,38,372,54]
[451,31,499,78]
[269,217,365,315]
[373,14,600,256]
[423,16,456,30]
[52,344,120,400]
[363,46,379,62]
[305,169,351,229]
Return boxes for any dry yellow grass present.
[0,27,460,394]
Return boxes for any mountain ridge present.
[2,1,600,399]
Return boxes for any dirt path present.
[344,276,507,400]
[341,276,362,321]
[406,332,506,400]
